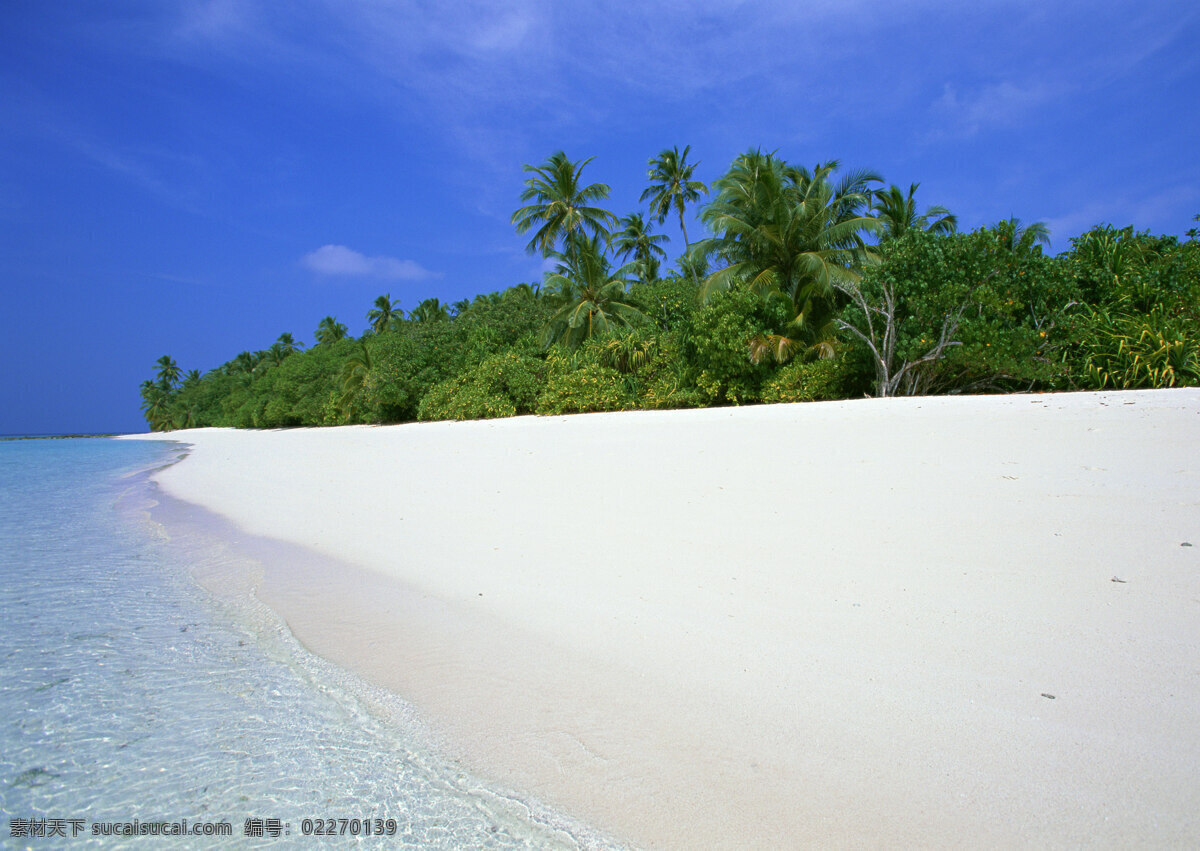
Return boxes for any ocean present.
[0,438,611,848]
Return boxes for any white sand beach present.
[122,389,1200,848]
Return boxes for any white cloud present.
[301,245,435,280]
[930,80,1061,138]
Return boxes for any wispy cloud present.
[301,244,436,281]
[1044,184,1200,246]
[928,80,1062,139]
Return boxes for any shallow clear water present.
[0,439,612,848]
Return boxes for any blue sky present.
[2,1,1197,434]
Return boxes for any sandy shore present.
[121,390,1200,848]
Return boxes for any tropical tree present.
[227,350,259,375]
[641,145,708,249]
[263,342,290,368]
[871,183,957,240]
[276,332,304,354]
[1184,213,1199,240]
[314,316,348,345]
[336,341,374,422]
[139,380,173,431]
[366,294,402,334]
[612,212,669,283]
[154,355,181,391]
[410,298,450,323]
[992,217,1050,255]
[541,235,647,348]
[449,298,471,317]
[693,150,883,360]
[511,151,616,257]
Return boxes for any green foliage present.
[641,145,707,250]
[363,320,465,422]
[314,316,348,345]
[688,287,786,403]
[511,151,615,256]
[252,337,359,427]
[535,346,636,415]
[694,150,882,346]
[628,274,700,331]
[871,183,956,239]
[612,212,668,283]
[1074,305,1199,388]
[636,332,706,410]
[760,357,846,403]
[366,294,402,334]
[138,149,1200,429]
[541,235,647,349]
[1064,231,1199,389]
[418,351,545,421]
[837,229,1070,396]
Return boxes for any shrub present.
[535,348,635,415]
[418,351,545,421]
[760,358,846,403]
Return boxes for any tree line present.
[140,148,1200,430]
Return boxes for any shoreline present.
[120,390,1200,847]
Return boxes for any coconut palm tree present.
[336,341,373,422]
[871,183,957,239]
[139,380,172,431]
[314,316,348,345]
[366,294,402,334]
[612,212,669,283]
[511,151,616,257]
[154,355,181,391]
[992,217,1050,255]
[505,282,541,300]
[693,151,883,354]
[449,298,471,317]
[472,291,505,309]
[641,145,708,249]
[276,332,304,353]
[410,298,449,323]
[541,235,646,348]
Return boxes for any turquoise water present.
[0,439,609,848]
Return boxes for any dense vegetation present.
[140,150,1200,431]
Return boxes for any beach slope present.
[122,390,1200,847]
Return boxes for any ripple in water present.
[0,439,619,848]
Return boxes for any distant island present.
[139,148,1200,431]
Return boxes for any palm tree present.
[449,298,471,317]
[675,251,710,283]
[693,150,883,356]
[314,316,348,345]
[1187,213,1199,240]
[181,369,202,388]
[276,332,304,354]
[410,298,449,323]
[366,294,402,334]
[263,341,290,367]
[612,212,669,283]
[336,341,373,422]
[511,151,616,257]
[154,355,181,391]
[139,380,172,431]
[992,217,1050,255]
[473,291,505,308]
[871,183,957,239]
[541,235,646,348]
[505,282,541,301]
[640,145,708,249]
